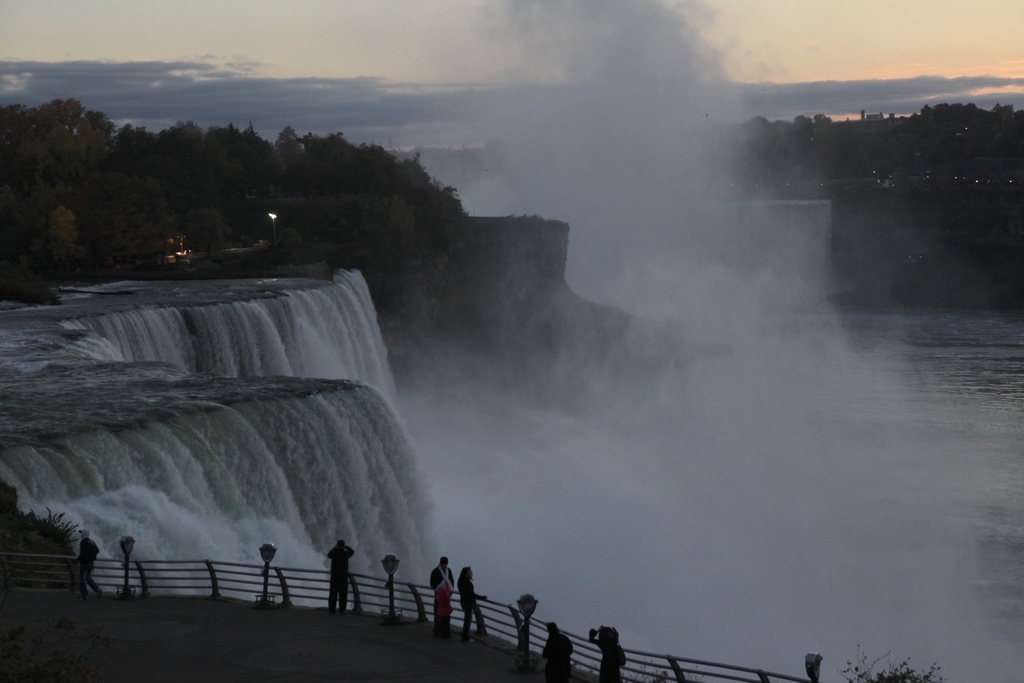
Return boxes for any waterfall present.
[0,381,433,573]
[0,269,432,573]
[60,270,395,397]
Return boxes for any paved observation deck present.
[0,552,816,683]
[2,589,529,682]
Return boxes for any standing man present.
[429,556,454,636]
[77,530,101,600]
[457,566,487,642]
[327,539,354,614]
[542,622,574,682]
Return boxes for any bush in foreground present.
[841,648,945,683]
[0,618,109,683]
[0,481,77,555]
[0,260,58,305]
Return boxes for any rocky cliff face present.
[832,188,1024,308]
[439,216,570,343]
[363,255,449,348]
[370,215,638,403]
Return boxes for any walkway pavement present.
[2,588,543,682]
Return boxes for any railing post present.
[509,604,523,631]
[273,567,291,606]
[65,557,76,592]
[205,560,219,599]
[134,560,149,598]
[473,603,487,636]
[667,657,689,682]
[347,573,362,614]
[406,582,427,622]
[0,556,8,590]
[757,671,772,683]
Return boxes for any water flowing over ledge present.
[0,270,431,573]
[59,270,395,397]
[0,375,433,573]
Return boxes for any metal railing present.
[0,551,815,683]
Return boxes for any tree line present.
[5,97,1020,280]
[732,102,1024,197]
[0,99,465,273]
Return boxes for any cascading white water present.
[59,270,395,397]
[0,269,430,576]
[0,380,433,573]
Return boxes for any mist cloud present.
[393,3,1024,681]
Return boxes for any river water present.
[841,309,1024,636]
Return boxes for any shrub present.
[0,618,109,683]
[0,259,58,305]
[841,648,944,683]
[0,481,77,555]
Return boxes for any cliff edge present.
[368,215,635,404]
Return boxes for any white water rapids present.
[59,270,395,397]
[0,271,428,573]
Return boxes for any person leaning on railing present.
[456,566,487,642]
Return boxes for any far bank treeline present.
[734,103,1024,308]
[0,98,465,276]
[732,102,1024,196]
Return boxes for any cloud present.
[0,59,492,146]
[1,59,1022,145]
[740,74,1024,121]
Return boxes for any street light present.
[256,543,277,609]
[515,594,539,672]
[381,554,401,625]
[268,213,277,246]
[118,536,135,600]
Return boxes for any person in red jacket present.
[429,556,454,636]
[434,572,454,639]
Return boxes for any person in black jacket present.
[588,625,624,683]
[457,566,487,642]
[542,621,574,682]
[327,539,354,614]
[429,556,454,636]
[77,529,102,600]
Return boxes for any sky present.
[1,0,1023,142]
[4,0,1024,84]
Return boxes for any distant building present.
[858,110,904,130]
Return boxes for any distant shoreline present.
[42,261,334,285]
